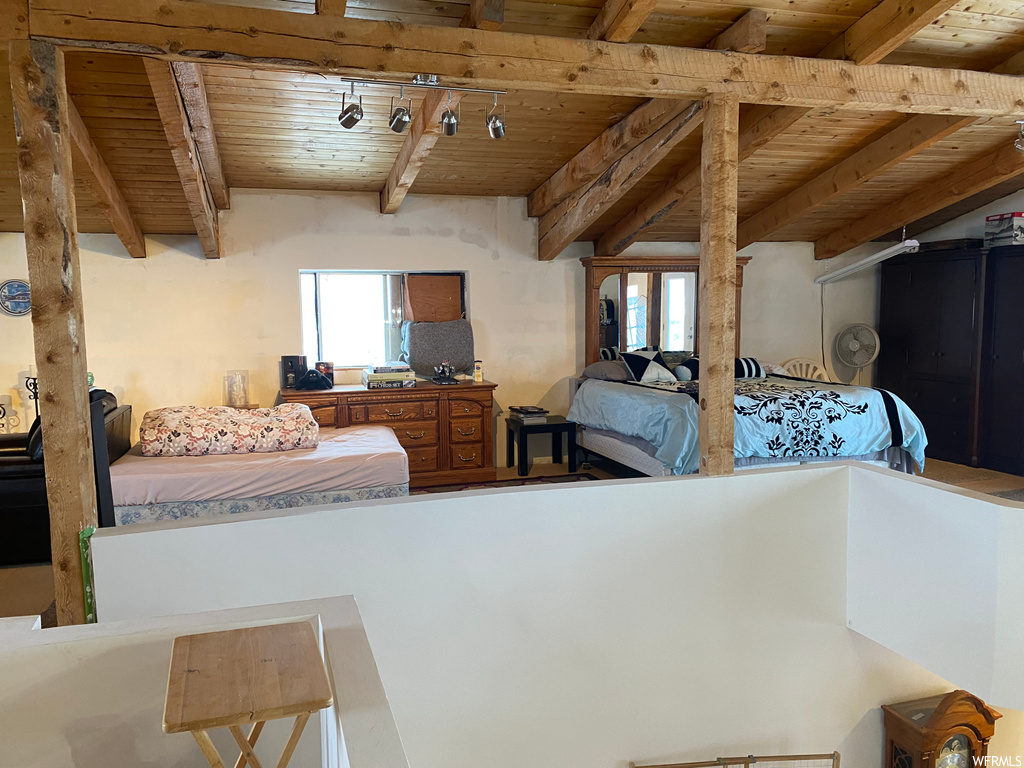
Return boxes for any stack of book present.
[363,362,416,389]
[509,405,549,424]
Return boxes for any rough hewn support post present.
[698,92,739,477]
[9,39,97,625]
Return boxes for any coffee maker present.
[280,355,308,389]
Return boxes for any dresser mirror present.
[582,255,750,366]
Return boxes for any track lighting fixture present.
[439,90,459,137]
[338,83,363,129]
[1016,121,1024,153]
[389,86,412,134]
[486,93,506,139]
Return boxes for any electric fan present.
[832,323,880,384]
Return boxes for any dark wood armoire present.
[877,241,984,466]
[879,240,1024,473]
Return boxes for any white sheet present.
[110,426,409,505]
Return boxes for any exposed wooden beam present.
[1,0,29,41]
[737,113,973,249]
[170,61,230,210]
[595,104,811,255]
[314,0,346,15]
[538,101,705,261]
[698,93,739,477]
[593,0,963,254]
[9,39,97,626]
[815,143,1024,260]
[818,0,960,65]
[144,58,220,258]
[587,0,659,42]
[381,89,464,214]
[27,0,1024,116]
[706,9,767,54]
[461,0,503,30]
[67,98,147,258]
[528,99,688,219]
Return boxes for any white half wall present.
[918,188,1024,243]
[91,465,1024,768]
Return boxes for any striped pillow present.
[676,357,766,380]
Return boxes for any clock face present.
[936,735,973,768]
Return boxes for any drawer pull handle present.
[406,430,426,440]
[457,426,477,436]
[463,407,471,413]
[427,409,434,416]
[385,407,405,417]
[420,456,429,462]
[313,415,321,423]
[458,452,477,462]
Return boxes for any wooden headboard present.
[92,401,132,528]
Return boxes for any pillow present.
[139,404,319,457]
[621,350,676,384]
[582,360,630,382]
[673,365,692,382]
[675,357,766,381]
[760,360,787,376]
[599,346,620,361]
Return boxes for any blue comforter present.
[567,376,927,475]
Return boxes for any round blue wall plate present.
[0,279,30,317]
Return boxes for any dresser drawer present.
[406,446,439,473]
[450,444,485,469]
[450,398,485,417]
[309,405,336,427]
[392,420,439,448]
[450,418,483,443]
[365,400,436,422]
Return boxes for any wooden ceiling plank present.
[538,100,704,261]
[587,0,660,42]
[736,113,973,249]
[461,0,504,30]
[818,0,962,64]
[593,0,969,252]
[26,0,1024,116]
[144,58,220,258]
[67,97,147,258]
[706,8,768,53]
[1,0,29,42]
[815,142,1024,260]
[170,62,231,209]
[528,98,687,218]
[380,88,464,214]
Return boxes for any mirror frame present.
[581,254,751,366]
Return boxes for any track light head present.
[439,90,459,136]
[486,94,505,139]
[388,88,412,134]
[339,87,363,129]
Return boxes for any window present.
[300,271,466,367]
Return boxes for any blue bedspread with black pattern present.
[567,375,927,475]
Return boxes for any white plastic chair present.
[781,357,828,381]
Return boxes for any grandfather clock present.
[883,690,1001,768]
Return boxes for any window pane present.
[299,272,320,363]
[318,273,388,366]
[664,273,696,352]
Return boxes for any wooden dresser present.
[280,380,498,488]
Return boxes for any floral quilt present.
[139,404,319,457]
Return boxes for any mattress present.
[110,425,409,506]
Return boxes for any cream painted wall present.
[918,188,1024,242]
[0,192,879,459]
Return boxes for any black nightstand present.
[505,415,577,477]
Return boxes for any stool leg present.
[506,424,514,468]
[276,712,312,768]
[192,730,228,768]
[568,427,578,472]
[234,721,265,768]
[552,430,563,465]
[230,725,266,768]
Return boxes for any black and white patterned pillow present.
[621,349,677,384]
[675,356,765,381]
[599,346,621,360]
